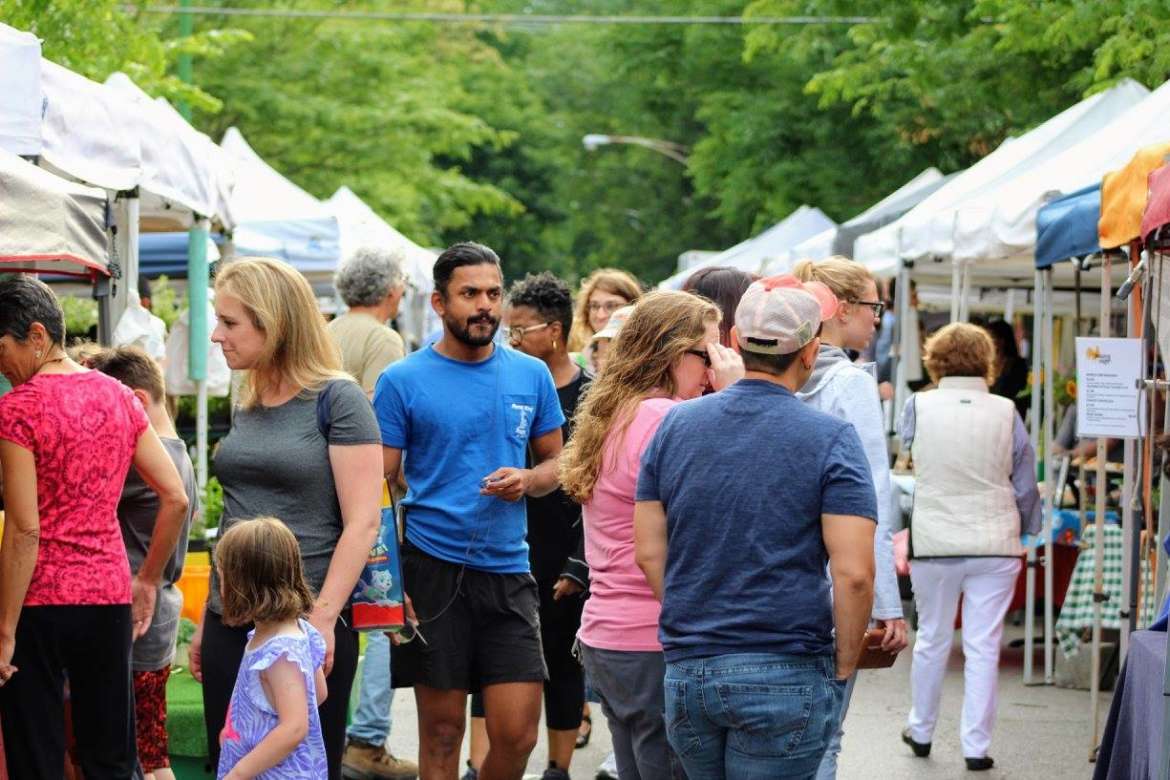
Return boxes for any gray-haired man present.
[329,246,417,779]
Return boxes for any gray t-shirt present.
[119,436,198,671]
[209,379,379,615]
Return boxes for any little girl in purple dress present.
[214,517,329,780]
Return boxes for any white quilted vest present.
[910,377,1022,558]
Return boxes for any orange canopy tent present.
[1098,141,1170,249]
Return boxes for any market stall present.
[658,204,835,288]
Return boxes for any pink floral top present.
[0,371,148,606]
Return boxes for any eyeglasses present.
[506,322,552,344]
[685,349,711,367]
[849,300,885,318]
[588,300,627,314]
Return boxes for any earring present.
[553,340,558,351]
[35,350,42,359]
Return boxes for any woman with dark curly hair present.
[898,322,1042,772]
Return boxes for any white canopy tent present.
[326,185,438,348]
[855,80,1150,285]
[952,79,1170,268]
[219,127,341,281]
[777,168,947,267]
[104,72,234,232]
[659,205,835,289]
[0,24,41,157]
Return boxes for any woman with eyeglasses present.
[568,269,643,373]
[561,291,743,780]
[792,256,907,780]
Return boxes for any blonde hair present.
[560,291,720,502]
[922,322,996,384]
[792,256,874,305]
[568,268,643,352]
[216,517,315,627]
[214,257,349,409]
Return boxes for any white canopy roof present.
[775,168,946,269]
[854,79,1150,278]
[0,24,41,157]
[38,59,142,191]
[105,72,234,228]
[221,127,330,223]
[952,78,1170,265]
[659,205,835,289]
[326,186,436,293]
[0,147,109,277]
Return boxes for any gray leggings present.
[579,643,687,780]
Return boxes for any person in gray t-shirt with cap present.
[90,346,199,780]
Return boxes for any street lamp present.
[582,134,689,164]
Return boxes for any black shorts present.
[392,541,547,692]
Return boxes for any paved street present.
[380,624,1106,779]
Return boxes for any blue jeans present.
[664,653,845,780]
[347,631,395,745]
[813,672,856,779]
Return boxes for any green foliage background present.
[5,0,1170,285]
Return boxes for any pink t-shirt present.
[578,397,676,652]
[0,371,147,606]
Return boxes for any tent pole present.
[950,261,961,322]
[1025,269,1043,685]
[1043,268,1056,683]
[959,261,973,322]
[1155,252,1170,605]
[892,263,912,439]
[188,217,210,490]
[1090,254,1111,759]
[109,190,140,337]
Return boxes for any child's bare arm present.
[221,658,310,780]
[315,665,328,707]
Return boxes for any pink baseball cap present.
[734,274,839,355]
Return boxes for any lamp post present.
[582,134,689,164]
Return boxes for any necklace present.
[34,354,67,375]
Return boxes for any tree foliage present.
[8,0,1170,286]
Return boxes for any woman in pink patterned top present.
[0,276,190,778]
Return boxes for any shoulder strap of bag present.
[316,380,337,440]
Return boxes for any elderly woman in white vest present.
[899,322,1041,773]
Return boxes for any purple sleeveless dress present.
[217,619,329,779]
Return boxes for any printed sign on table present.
[1075,337,1145,439]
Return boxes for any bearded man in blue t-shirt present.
[373,242,564,780]
[634,275,878,780]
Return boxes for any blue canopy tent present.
[1036,184,1103,269]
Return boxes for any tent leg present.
[1025,270,1044,686]
[950,261,961,322]
[959,261,973,322]
[1043,269,1056,684]
[187,218,211,490]
[892,264,912,437]
[1090,256,1112,759]
[110,191,140,336]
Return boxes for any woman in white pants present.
[898,322,1042,772]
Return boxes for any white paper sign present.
[1075,337,1145,439]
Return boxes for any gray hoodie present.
[797,344,902,620]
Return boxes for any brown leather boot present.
[341,740,419,780]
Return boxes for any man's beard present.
[445,312,500,347]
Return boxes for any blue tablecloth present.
[1094,630,1167,779]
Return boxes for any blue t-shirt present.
[636,379,877,662]
[373,344,564,573]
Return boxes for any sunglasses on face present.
[849,300,885,318]
[686,349,711,368]
[506,322,552,345]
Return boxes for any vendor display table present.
[1057,525,1156,657]
[1094,629,1166,779]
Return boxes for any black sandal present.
[575,714,592,749]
